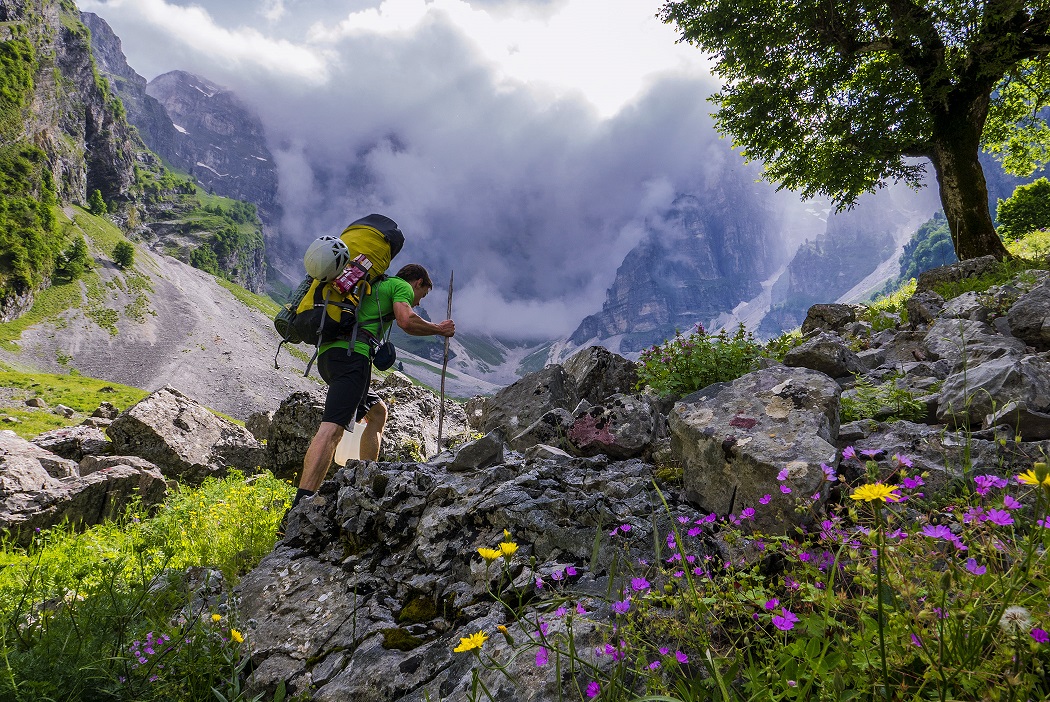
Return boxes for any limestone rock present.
[92,401,121,419]
[905,291,945,328]
[1007,278,1050,351]
[567,394,657,460]
[922,318,1026,368]
[985,401,1050,441]
[801,303,858,335]
[509,409,574,452]
[107,386,265,484]
[669,365,840,534]
[480,365,578,437]
[245,410,273,442]
[31,425,111,462]
[936,354,1050,428]
[266,390,326,480]
[562,346,639,404]
[916,256,999,293]
[449,432,504,472]
[0,430,79,480]
[782,332,865,379]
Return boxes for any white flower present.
[999,606,1032,633]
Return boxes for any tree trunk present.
[927,99,1011,262]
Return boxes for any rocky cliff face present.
[569,189,783,354]
[144,70,281,225]
[0,0,136,319]
[80,12,181,168]
[8,0,135,203]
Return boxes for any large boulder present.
[31,425,112,461]
[916,256,999,293]
[782,332,865,378]
[480,365,578,437]
[562,346,639,405]
[922,318,1026,368]
[936,354,1050,429]
[1007,278,1050,351]
[238,455,694,701]
[669,365,840,534]
[567,394,659,460]
[266,389,326,480]
[107,386,266,484]
[0,431,166,545]
[509,409,574,453]
[801,303,858,335]
[266,378,469,480]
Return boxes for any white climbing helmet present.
[303,235,350,282]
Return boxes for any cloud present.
[80,0,328,81]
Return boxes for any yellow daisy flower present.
[230,629,244,643]
[211,613,222,622]
[1017,469,1050,487]
[850,483,901,503]
[498,541,518,557]
[453,631,488,652]
[477,547,502,563]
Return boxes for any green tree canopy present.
[88,189,106,216]
[997,177,1050,240]
[112,241,135,270]
[660,0,1050,262]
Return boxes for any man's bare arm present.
[393,301,455,337]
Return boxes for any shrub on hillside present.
[636,323,764,398]
[997,178,1050,241]
[113,240,135,269]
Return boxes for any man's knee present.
[312,421,345,449]
[364,400,387,428]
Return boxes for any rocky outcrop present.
[670,365,840,534]
[238,454,693,701]
[0,430,166,546]
[107,386,266,484]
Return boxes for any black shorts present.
[317,348,379,428]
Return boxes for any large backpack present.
[274,214,405,375]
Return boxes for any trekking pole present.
[437,270,453,452]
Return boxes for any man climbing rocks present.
[291,263,455,511]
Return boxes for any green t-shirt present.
[320,276,415,358]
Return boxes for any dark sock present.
[291,488,315,508]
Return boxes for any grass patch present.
[930,256,1047,300]
[216,277,280,317]
[0,278,84,349]
[70,205,126,259]
[0,365,147,438]
[0,471,293,700]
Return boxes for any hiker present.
[291,263,455,510]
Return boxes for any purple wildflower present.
[551,570,564,581]
[859,448,880,459]
[1038,517,1050,529]
[922,524,952,539]
[1032,628,1049,644]
[821,463,837,480]
[777,468,789,481]
[902,475,924,489]
[965,558,987,575]
[741,507,755,520]
[566,565,577,577]
[759,494,772,505]
[612,599,631,615]
[648,660,661,670]
[675,650,689,664]
[536,647,549,667]
[893,453,914,468]
[842,446,856,461]
[764,598,779,610]
[982,509,1014,526]
[772,608,800,631]
[1003,495,1021,510]
[535,577,544,589]
[586,681,601,698]
[659,646,670,655]
[631,577,651,592]
[780,485,792,494]
[910,634,922,647]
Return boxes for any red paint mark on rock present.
[729,415,758,430]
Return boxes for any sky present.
[76,0,886,339]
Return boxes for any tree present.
[659,0,1050,261]
[57,235,92,281]
[88,189,107,216]
[997,178,1050,240]
[112,241,135,269]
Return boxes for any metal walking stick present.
[437,270,453,452]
